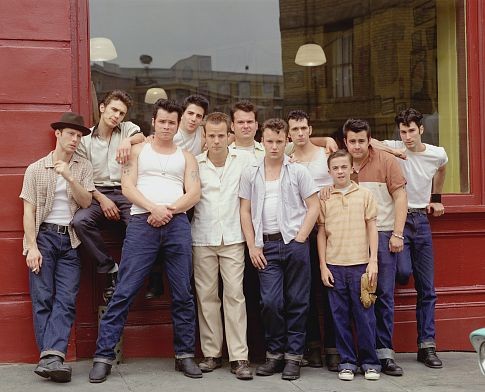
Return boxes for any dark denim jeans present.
[94,213,196,363]
[258,238,310,360]
[399,212,437,347]
[306,229,336,352]
[327,264,380,372]
[72,186,131,273]
[30,226,81,359]
[375,231,398,359]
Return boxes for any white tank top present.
[173,126,203,156]
[131,144,186,215]
[262,179,280,234]
[301,147,332,189]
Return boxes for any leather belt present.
[263,232,283,242]
[40,222,69,235]
[408,208,427,214]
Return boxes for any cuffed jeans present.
[399,211,437,347]
[94,213,196,363]
[375,231,398,360]
[258,238,310,360]
[72,186,131,273]
[30,226,81,359]
[327,264,380,372]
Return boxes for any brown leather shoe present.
[198,357,222,373]
[230,360,253,380]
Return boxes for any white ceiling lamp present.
[295,0,326,67]
[145,88,168,104]
[90,37,117,62]
[295,43,326,66]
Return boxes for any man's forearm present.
[122,184,157,213]
[297,206,319,241]
[23,207,37,253]
[367,219,378,260]
[170,190,201,214]
[68,177,92,208]
[240,208,256,248]
[130,133,145,145]
[432,165,446,193]
[392,187,407,234]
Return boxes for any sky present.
[90,0,283,75]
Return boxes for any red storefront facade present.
[0,0,484,362]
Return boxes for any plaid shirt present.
[19,151,95,253]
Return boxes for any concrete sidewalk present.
[1,352,484,392]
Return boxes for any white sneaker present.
[364,368,380,380]
[338,369,354,381]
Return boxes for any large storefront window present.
[90,0,468,193]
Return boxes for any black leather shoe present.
[89,362,112,383]
[256,358,285,376]
[303,347,323,368]
[380,358,403,376]
[198,357,222,373]
[34,355,72,383]
[282,360,301,380]
[417,347,443,368]
[175,358,203,378]
[230,360,253,380]
[325,353,340,372]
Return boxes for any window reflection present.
[90,0,468,193]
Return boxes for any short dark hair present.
[100,89,133,110]
[327,149,353,167]
[152,99,183,123]
[287,109,310,124]
[262,118,288,137]
[342,118,371,139]
[203,112,230,134]
[230,100,258,122]
[183,94,209,116]
[395,107,423,128]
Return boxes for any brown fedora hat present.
[51,112,91,136]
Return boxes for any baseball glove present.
[360,272,377,308]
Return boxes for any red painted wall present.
[0,0,484,363]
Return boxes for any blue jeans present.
[258,238,310,360]
[327,264,380,372]
[30,225,81,359]
[399,212,437,347]
[375,231,398,359]
[306,229,336,352]
[94,213,196,363]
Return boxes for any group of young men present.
[20,89,447,384]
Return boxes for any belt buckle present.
[57,225,67,234]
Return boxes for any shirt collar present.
[91,123,121,137]
[44,151,80,168]
[197,147,236,163]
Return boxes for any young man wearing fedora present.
[73,90,144,301]
[20,112,95,382]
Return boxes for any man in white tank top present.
[20,113,94,382]
[192,112,255,380]
[89,99,202,383]
[240,118,320,381]
[173,94,209,156]
[287,110,338,370]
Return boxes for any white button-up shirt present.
[239,156,318,248]
[191,148,256,246]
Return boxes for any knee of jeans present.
[72,210,94,229]
[261,297,284,314]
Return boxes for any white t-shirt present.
[44,175,71,225]
[383,140,448,208]
[173,126,203,156]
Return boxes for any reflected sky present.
[90,0,283,75]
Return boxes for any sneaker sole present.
[365,375,380,381]
[34,366,50,379]
[282,374,300,380]
[338,376,354,381]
